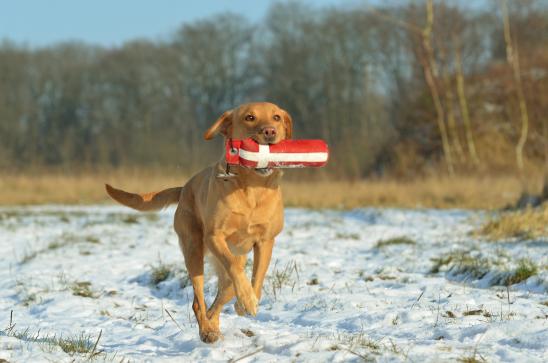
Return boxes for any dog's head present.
[204,102,293,177]
[204,102,293,145]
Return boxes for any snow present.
[0,205,546,362]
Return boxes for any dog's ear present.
[282,109,293,139]
[204,110,233,140]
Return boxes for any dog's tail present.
[105,184,182,212]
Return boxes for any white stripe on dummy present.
[239,147,328,166]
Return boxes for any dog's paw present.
[199,318,222,344]
[235,280,258,316]
[200,329,222,344]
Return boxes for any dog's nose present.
[261,127,277,139]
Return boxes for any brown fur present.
[105,184,181,211]
[106,102,292,343]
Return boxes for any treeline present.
[0,0,547,178]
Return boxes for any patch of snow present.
[0,206,546,362]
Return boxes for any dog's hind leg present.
[175,211,220,343]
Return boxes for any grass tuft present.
[457,356,484,363]
[307,277,319,285]
[15,281,48,307]
[20,250,39,264]
[266,260,299,301]
[347,332,380,352]
[56,332,96,354]
[19,233,102,264]
[333,330,381,361]
[504,258,538,285]
[462,309,483,316]
[430,251,489,278]
[85,236,101,244]
[2,312,103,359]
[240,328,255,337]
[150,263,173,285]
[431,251,541,287]
[47,240,69,250]
[335,232,360,240]
[122,215,139,224]
[477,204,548,240]
[21,292,39,306]
[375,236,416,248]
[148,261,190,288]
[70,281,96,298]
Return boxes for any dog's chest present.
[224,188,283,254]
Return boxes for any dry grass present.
[284,174,542,209]
[0,170,543,209]
[3,311,103,358]
[375,236,416,248]
[430,250,540,286]
[506,259,539,285]
[477,204,548,240]
[70,281,96,298]
[0,169,187,205]
[266,260,299,301]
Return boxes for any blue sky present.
[0,0,362,48]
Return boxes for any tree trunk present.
[454,33,480,166]
[421,0,454,175]
[439,37,465,164]
[501,0,530,183]
[542,117,548,201]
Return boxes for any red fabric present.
[225,138,329,168]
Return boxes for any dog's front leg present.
[252,239,274,301]
[206,234,258,316]
[234,238,274,316]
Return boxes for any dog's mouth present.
[250,137,277,176]
[252,136,279,146]
[254,168,273,177]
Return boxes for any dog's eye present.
[245,114,255,121]
[273,115,281,121]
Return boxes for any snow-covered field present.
[0,205,546,362]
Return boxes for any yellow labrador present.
[106,102,292,342]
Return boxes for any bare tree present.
[438,29,466,164]
[0,1,546,181]
[500,0,530,178]
[370,1,455,175]
[453,31,480,166]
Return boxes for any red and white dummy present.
[225,138,329,170]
